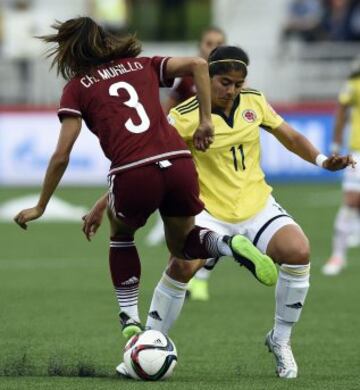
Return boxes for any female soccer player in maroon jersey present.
[14,17,276,346]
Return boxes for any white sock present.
[146,272,187,334]
[194,267,211,281]
[273,264,310,344]
[332,206,357,260]
[349,212,360,244]
[115,286,140,323]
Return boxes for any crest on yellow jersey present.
[242,109,257,122]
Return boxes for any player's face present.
[211,70,245,110]
[199,31,226,60]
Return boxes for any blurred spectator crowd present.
[282,0,360,42]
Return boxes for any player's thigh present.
[161,158,204,255]
[243,196,309,263]
[195,209,234,236]
[160,157,204,220]
[108,165,163,230]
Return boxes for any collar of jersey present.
[211,95,240,128]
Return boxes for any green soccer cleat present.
[227,235,277,286]
[187,278,209,301]
[119,312,143,340]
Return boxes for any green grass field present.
[0,184,359,390]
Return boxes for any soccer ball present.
[123,330,177,381]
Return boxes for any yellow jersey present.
[168,89,284,222]
[338,76,360,151]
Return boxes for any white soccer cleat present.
[265,330,298,379]
[116,362,131,378]
[321,256,347,276]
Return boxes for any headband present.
[208,59,248,67]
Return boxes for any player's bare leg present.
[146,215,277,333]
[265,224,310,379]
[146,256,205,333]
[132,213,230,336]
[107,209,143,339]
[323,192,360,275]
[162,215,277,285]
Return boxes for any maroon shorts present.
[108,157,204,229]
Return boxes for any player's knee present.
[276,237,310,265]
[287,240,310,265]
[167,257,202,283]
[295,246,310,265]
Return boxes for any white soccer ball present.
[123,330,177,381]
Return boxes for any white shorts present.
[195,195,297,256]
[342,152,360,192]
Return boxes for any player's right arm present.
[14,117,82,229]
[259,91,355,171]
[271,121,355,171]
[165,57,213,151]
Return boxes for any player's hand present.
[82,204,105,241]
[193,121,214,151]
[323,154,356,171]
[14,205,44,230]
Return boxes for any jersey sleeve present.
[57,81,82,122]
[338,80,355,105]
[259,93,284,130]
[151,56,174,88]
[167,107,196,142]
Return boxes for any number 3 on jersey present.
[109,81,150,133]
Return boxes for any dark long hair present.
[208,46,249,78]
[38,17,142,80]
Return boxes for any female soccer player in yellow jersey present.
[146,46,353,380]
[322,59,360,275]
[83,46,354,379]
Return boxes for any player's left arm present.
[14,117,82,229]
[165,57,213,151]
[269,121,356,171]
[332,80,354,153]
[332,103,349,153]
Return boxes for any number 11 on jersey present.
[230,144,246,171]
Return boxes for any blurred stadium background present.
[2,0,360,185]
[0,1,360,389]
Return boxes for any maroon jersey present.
[58,56,191,174]
[169,76,196,102]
